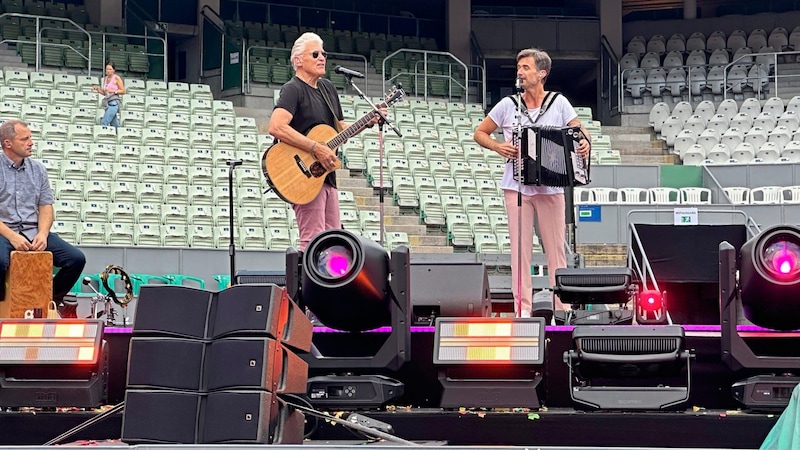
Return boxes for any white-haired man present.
[268,32,381,250]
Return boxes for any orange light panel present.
[433,317,546,365]
[0,319,104,365]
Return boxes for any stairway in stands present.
[601,125,679,165]
[336,168,453,253]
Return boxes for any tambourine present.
[100,264,135,306]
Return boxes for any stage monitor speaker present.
[202,391,304,444]
[409,261,491,325]
[235,270,286,286]
[121,390,202,444]
[126,338,205,391]
[134,285,213,339]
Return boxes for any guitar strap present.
[318,80,343,134]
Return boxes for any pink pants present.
[503,189,567,315]
[293,183,341,251]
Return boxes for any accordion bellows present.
[513,125,591,187]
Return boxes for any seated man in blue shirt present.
[0,119,86,318]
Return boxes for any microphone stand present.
[226,159,243,285]
[344,74,402,247]
[513,80,524,318]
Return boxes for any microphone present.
[335,65,365,79]
[515,77,523,93]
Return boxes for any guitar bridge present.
[294,154,312,178]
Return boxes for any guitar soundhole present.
[310,161,326,177]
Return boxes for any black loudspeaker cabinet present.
[206,337,309,393]
[409,261,492,324]
[202,391,304,444]
[134,285,213,338]
[126,337,205,391]
[121,390,202,444]
[212,284,284,339]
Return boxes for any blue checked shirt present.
[0,152,54,240]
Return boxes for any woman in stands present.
[93,61,125,129]
[473,48,591,317]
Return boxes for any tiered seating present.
[576,186,712,205]
[722,186,800,204]
[651,97,800,165]
[0,7,159,76]
[0,70,283,249]
[623,26,787,103]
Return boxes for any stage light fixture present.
[0,319,106,407]
[739,225,800,331]
[563,325,693,410]
[553,267,636,325]
[433,317,546,408]
[635,289,668,325]
[287,230,411,409]
[719,225,800,411]
[300,230,392,333]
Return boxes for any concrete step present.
[409,234,449,246]
[621,154,679,164]
[601,126,652,135]
[611,142,666,153]
[409,245,454,253]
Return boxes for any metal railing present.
[0,12,167,81]
[243,45,368,94]
[381,49,471,102]
[618,48,800,112]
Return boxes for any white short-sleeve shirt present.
[486,93,578,195]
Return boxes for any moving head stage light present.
[563,325,693,410]
[720,225,800,411]
[554,267,636,325]
[286,230,411,409]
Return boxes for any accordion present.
[513,125,591,187]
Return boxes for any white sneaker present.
[520,310,532,318]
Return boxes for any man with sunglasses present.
[269,32,380,251]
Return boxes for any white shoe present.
[520,310,532,318]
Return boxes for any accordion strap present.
[508,91,561,125]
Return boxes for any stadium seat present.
[750,186,783,204]
[722,186,749,204]
[731,142,755,163]
[781,186,800,204]
[648,187,680,204]
[682,145,707,166]
[617,187,648,204]
[648,102,670,133]
[679,187,711,204]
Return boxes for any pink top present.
[104,76,119,95]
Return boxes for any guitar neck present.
[326,104,385,149]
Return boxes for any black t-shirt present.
[275,76,344,188]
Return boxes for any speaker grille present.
[559,273,630,287]
[577,337,680,355]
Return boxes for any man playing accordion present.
[474,48,591,317]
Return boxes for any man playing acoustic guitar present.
[268,32,383,251]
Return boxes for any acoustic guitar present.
[262,86,405,205]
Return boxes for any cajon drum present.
[0,251,53,318]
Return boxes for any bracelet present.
[309,142,317,158]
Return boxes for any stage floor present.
[0,407,777,448]
[0,325,789,448]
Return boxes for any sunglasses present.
[310,50,328,59]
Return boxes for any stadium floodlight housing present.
[719,225,800,411]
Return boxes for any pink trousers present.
[293,183,341,251]
[503,189,567,315]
